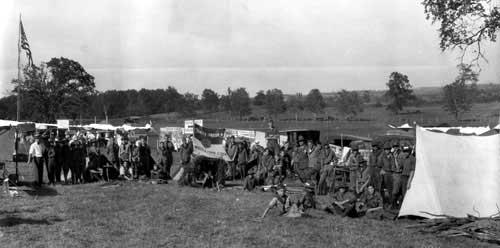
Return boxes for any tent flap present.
[399,127,500,219]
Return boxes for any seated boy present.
[261,185,291,218]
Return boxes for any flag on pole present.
[19,19,33,67]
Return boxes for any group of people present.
[26,121,415,220]
[27,131,178,186]
[260,141,416,219]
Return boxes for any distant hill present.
[313,83,500,102]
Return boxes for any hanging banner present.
[192,124,229,161]
[224,128,256,141]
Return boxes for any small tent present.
[399,126,500,218]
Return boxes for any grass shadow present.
[21,186,59,197]
[0,216,64,227]
[0,207,40,215]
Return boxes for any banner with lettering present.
[192,124,230,161]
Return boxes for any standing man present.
[257,148,274,185]
[178,135,194,185]
[68,141,78,184]
[390,143,405,209]
[158,140,170,180]
[54,138,63,184]
[138,137,152,178]
[307,140,322,171]
[292,136,308,174]
[119,137,132,180]
[318,143,336,195]
[226,136,238,181]
[61,135,71,184]
[76,141,86,184]
[379,143,394,206]
[106,136,119,171]
[282,141,293,175]
[346,144,364,191]
[265,119,280,159]
[392,146,415,209]
[236,141,248,179]
[179,136,193,167]
[131,139,141,178]
[368,143,383,193]
[46,138,57,185]
[28,135,46,187]
[165,136,175,179]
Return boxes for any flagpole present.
[15,13,21,182]
[17,14,21,122]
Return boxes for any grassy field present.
[1,180,498,248]
[1,156,499,248]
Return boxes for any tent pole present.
[15,127,19,182]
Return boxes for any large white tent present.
[399,126,500,219]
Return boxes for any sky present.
[0,0,499,96]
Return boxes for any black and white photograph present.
[0,0,500,247]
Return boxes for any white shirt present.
[29,142,45,158]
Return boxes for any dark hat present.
[392,142,400,148]
[297,135,305,142]
[383,143,392,150]
[372,142,381,148]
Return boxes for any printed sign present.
[56,119,70,129]
[184,119,203,134]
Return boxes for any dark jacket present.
[179,141,193,164]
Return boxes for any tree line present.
[0,57,498,123]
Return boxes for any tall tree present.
[362,91,371,103]
[253,90,266,106]
[335,90,364,119]
[219,87,233,115]
[422,0,500,63]
[230,88,251,120]
[305,89,325,118]
[0,95,17,120]
[264,89,286,118]
[163,86,183,113]
[442,64,479,119]
[385,72,415,114]
[13,57,95,122]
[179,92,199,116]
[287,94,305,121]
[201,89,220,112]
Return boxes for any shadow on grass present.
[20,186,59,197]
[0,207,40,215]
[0,216,64,227]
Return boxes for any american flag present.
[19,19,34,67]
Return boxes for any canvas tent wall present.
[399,126,500,219]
